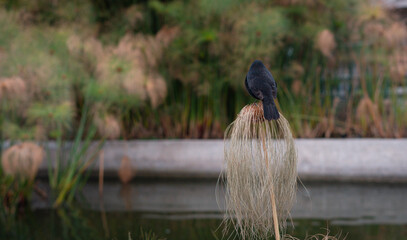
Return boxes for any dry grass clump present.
[66,35,104,60]
[389,49,407,84]
[223,102,297,240]
[146,74,167,108]
[1,142,45,180]
[384,22,407,47]
[118,155,134,184]
[122,68,147,98]
[94,113,121,139]
[284,228,346,240]
[0,77,27,101]
[356,96,385,137]
[91,27,177,108]
[316,29,336,59]
[65,26,178,110]
[284,232,345,240]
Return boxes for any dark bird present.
[245,60,280,120]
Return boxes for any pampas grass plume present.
[95,114,121,140]
[122,68,147,99]
[0,77,27,100]
[316,29,336,59]
[1,142,45,180]
[118,155,134,184]
[385,22,407,47]
[146,74,167,108]
[223,102,297,240]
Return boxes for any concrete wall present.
[34,139,407,182]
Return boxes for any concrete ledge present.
[35,139,407,182]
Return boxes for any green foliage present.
[0,169,35,227]
[1,121,36,140]
[48,104,104,208]
[84,81,141,110]
[0,0,406,139]
[27,102,73,132]
[0,12,90,140]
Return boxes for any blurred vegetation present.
[48,105,104,208]
[0,0,406,139]
[0,107,103,211]
[0,141,43,225]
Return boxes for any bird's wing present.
[245,75,262,100]
[266,72,277,99]
[271,81,277,99]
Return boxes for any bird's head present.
[250,60,266,69]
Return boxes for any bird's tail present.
[263,99,280,120]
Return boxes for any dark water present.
[1,180,407,240]
[2,210,407,240]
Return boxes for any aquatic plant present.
[53,207,100,239]
[48,105,104,208]
[0,149,39,223]
[0,172,33,218]
[0,142,45,221]
[223,102,297,240]
[0,1,407,139]
[0,11,84,141]
[1,142,44,181]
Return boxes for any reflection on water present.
[1,180,407,240]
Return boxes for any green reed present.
[48,104,104,208]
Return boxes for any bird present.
[245,60,280,120]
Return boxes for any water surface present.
[2,180,407,239]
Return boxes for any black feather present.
[245,60,280,120]
[245,76,259,100]
[263,98,279,120]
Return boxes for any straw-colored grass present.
[94,113,122,140]
[1,142,45,181]
[0,77,27,101]
[284,229,346,240]
[222,102,297,240]
[118,155,134,184]
[316,29,336,59]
